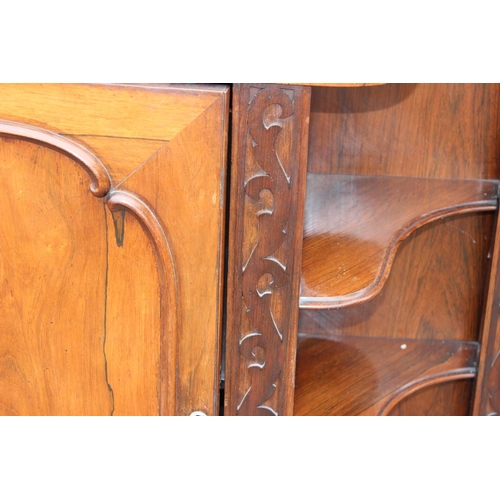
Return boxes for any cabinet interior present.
[295,83,500,416]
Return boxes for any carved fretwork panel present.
[225,84,311,416]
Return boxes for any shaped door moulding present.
[0,120,111,197]
[0,119,179,415]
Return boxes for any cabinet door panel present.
[0,84,228,415]
[0,137,111,415]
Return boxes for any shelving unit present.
[225,83,500,416]
[294,83,500,416]
[300,173,498,309]
[294,335,478,416]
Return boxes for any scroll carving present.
[0,120,111,197]
[237,87,297,415]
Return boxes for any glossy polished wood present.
[225,84,311,416]
[299,211,495,343]
[294,334,478,416]
[308,83,500,180]
[473,208,500,415]
[0,120,111,196]
[0,138,112,415]
[293,83,499,416]
[0,84,228,415]
[115,92,229,415]
[0,84,221,142]
[300,174,498,308]
[388,379,473,416]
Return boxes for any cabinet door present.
[0,84,228,415]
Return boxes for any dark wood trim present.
[224,84,311,416]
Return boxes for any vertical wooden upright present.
[474,208,500,416]
[225,84,311,415]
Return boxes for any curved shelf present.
[299,174,498,309]
[293,334,478,416]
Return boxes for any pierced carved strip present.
[226,84,311,416]
[106,191,179,416]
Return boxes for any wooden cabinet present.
[0,84,229,415]
[225,83,500,416]
[2,83,500,416]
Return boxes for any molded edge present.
[0,119,111,197]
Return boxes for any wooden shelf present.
[299,174,498,309]
[293,334,478,416]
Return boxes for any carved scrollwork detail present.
[237,87,295,415]
[0,120,111,197]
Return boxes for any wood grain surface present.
[299,212,495,343]
[0,84,223,142]
[473,206,500,415]
[224,84,311,416]
[116,92,229,415]
[308,83,500,180]
[388,379,473,416]
[71,136,167,183]
[294,334,478,416]
[0,84,229,415]
[300,174,498,308]
[0,137,112,415]
[296,83,500,416]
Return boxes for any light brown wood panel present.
[299,212,494,343]
[71,135,167,184]
[0,84,222,141]
[117,90,229,416]
[300,174,497,308]
[104,208,161,416]
[0,83,229,415]
[308,83,500,180]
[293,334,477,416]
[0,137,111,415]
